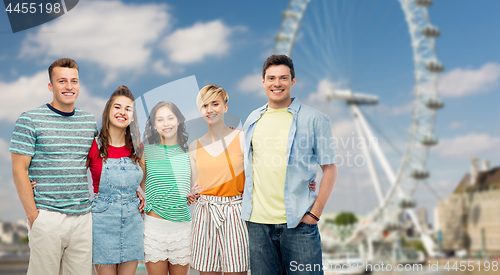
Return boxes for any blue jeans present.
[248,222,323,275]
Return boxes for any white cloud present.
[0,71,107,123]
[20,1,170,84]
[237,72,265,96]
[331,119,355,139]
[307,79,335,103]
[152,60,175,77]
[161,20,233,64]
[438,63,500,98]
[436,133,500,159]
[303,79,347,118]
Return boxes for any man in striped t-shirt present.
[10,58,97,275]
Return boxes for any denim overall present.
[91,143,144,265]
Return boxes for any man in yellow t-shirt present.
[242,54,338,275]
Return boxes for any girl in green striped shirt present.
[140,101,191,275]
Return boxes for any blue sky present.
[0,0,499,222]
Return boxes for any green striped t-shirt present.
[144,143,191,222]
[9,104,97,215]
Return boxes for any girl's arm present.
[137,154,146,214]
[139,152,146,192]
[187,141,201,205]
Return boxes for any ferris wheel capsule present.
[422,25,441,38]
[420,134,439,146]
[398,198,416,208]
[410,168,430,180]
[415,0,433,7]
[275,33,292,43]
[424,97,444,110]
[384,222,402,231]
[282,10,298,19]
[426,60,444,73]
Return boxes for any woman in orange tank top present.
[188,85,316,275]
[188,84,249,275]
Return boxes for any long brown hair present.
[142,101,188,152]
[98,85,142,162]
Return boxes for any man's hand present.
[27,211,39,230]
[26,180,39,228]
[298,213,318,226]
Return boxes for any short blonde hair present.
[196,84,229,110]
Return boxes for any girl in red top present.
[87,86,145,275]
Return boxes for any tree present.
[334,212,358,226]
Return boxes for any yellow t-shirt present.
[249,106,293,224]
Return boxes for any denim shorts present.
[92,157,144,265]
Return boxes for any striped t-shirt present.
[144,143,191,222]
[9,104,97,215]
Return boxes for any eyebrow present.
[113,103,133,108]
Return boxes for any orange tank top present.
[196,131,245,197]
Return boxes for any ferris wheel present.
[274,0,444,258]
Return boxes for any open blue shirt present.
[241,98,337,228]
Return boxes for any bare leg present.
[168,262,190,275]
[94,264,118,275]
[117,261,138,275]
[145,260,169,275]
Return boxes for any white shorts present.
[143,215,191,265]
[191,194,249,272]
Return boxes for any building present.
[0,220,28,244]
[435,158,500,255]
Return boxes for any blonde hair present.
[196,84,229,110]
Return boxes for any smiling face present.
[262,64,296,109]
[154,106,179,145]
[48,66,80,112]
[108,96,134,130]
[200,94,227,125]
